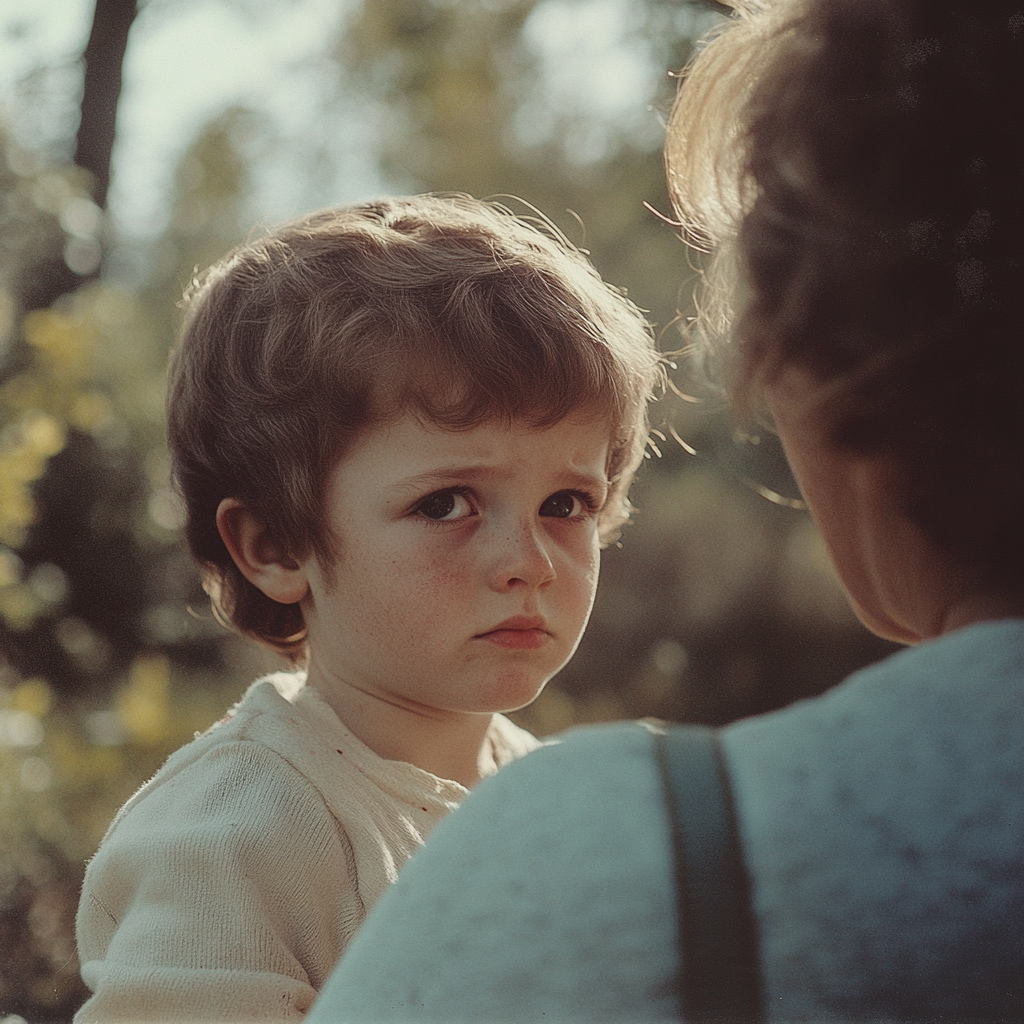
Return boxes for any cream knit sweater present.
[75,673,539,1022]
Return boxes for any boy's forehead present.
[341,411,614,480]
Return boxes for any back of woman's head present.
[667,0,1024,592]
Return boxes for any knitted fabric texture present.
[75,673,538,1022]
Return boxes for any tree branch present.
[74,0,139,209]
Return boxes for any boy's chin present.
[455,673,553,716]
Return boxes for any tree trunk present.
[74,0,139,210]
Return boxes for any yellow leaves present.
[23,307,96,378]
[0,548,19,588]
[0,413,65,548]
[0,288,14,354]
[0,586,42,630]
[0,283,159,610]
[0,409,67,549]
[4,285,151,432]
[18,409,66,458]
[1,682,50,825]
[10,677,52,718]
[70,390,115,433]
[0,474,40,544]
[0,306,87,557]
[0,692,121,863]
[0,654,199,862]
[115,655,171,746]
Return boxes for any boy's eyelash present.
[417,486,471,502]
[559,489,602,514]
[542,488,607,519]
[411,487,475,519]
[410,486,606,519]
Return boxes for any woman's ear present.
[216,498,310,605]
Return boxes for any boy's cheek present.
[571,540,602,589]
[406,558,473,601]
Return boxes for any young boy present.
[74,195,661,1022]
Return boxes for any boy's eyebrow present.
[391,465,611,493]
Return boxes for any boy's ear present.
[216,498,310,605]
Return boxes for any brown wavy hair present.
[666,0,1024,591]
[168,195,661,660]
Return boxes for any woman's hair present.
[666,0,1024,590]
[168,194,661,659]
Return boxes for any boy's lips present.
[475,616,550,649]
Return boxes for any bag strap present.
[653,724,764,1023]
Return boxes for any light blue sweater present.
[309,620,1024,1022]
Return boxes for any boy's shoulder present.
[196,670,306,739]
[189,671,315,757]
[94,672,491,853]
[96,673,330,840]
[140,672,311,786]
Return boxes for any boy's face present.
[299,411,611,719]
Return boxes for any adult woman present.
[308,1,1024,1019]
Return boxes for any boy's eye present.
[539,491,591,519]
[416,490,475,521]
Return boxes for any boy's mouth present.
[475,615,549,649]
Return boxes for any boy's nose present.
[487,522,557,592]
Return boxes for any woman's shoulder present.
[720,620,1024,1020]
[395,720,670,879]
[468,719,667,822]
[724,617,1024,773]
[722,618,1024,871]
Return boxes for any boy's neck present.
[304,667,500,789]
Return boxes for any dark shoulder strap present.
[653,724,764,1023]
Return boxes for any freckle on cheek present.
[403,562,465,606]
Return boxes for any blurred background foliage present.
[0,0,897,1019]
